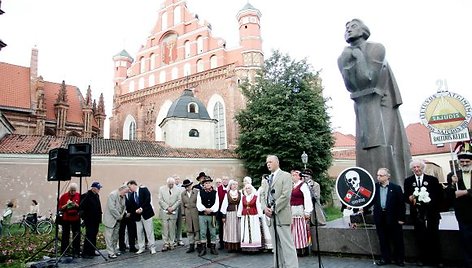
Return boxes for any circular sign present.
[420,91,472,135]
[335,167,375,209]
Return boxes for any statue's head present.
[345,19,370,43]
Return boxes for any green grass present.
[324,205,343,222]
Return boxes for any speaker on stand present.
[68,143,91,177]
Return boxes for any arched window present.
[159,71,166,83]
[196,59,204,72]
[123,115,137,140]
[161,11,168,30]
[149,74,156,86]
[183,63,191,76]
[150,53,156,70]
[139,56,146,74]
[213,101,227,149]
[173,6,181,25]
[196,36,203,54]
[129,81,135,92]
[189,129,199,137]
[184,41,191,58]
[138,77,145,90]
[171,67,178,80]
[210,55,217,68]
[188,102,198,113]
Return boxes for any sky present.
[1,0,471,138]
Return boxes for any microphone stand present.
[269,188,280,268]
[311,196,322,268]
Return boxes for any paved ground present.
[29,238,457,268]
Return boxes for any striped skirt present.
[291,205,310,249]
[223,211,240,250]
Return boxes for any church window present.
[162,11,168,30]
[188,102,198,113]
[196,59,204,72]
[184,63,191,76]
[184,41,191,58]
[129,81,135,92]
[138,77,145,90]
[171,67,178,80]
[189,129,199,137]
[149,74,156,86]
[150,53,156,70]
[213,101,227,149]
[159,71,166,83]
[129,122,136,140]
[174,6,181,25]
[210,55,217,68]
[196,36,203,54]
[139,56,146,74]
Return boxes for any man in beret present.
[447,141,472,268]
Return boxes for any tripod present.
[26,180,63,266]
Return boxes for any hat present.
[456,140,472,160]
[196,172,206,181]
[91,181,102,189]
[301,168,314,177]
[201,176,213,184]
[182,179,193,187]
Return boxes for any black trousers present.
[216,212,224,246]
[61,220,81,255]
[375,212,404,263]
[119,216,137,251]
[82,222,99,256]
[413,217,441,264]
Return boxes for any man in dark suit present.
[126,180,156,255]
[372,168,405,266]
[80,181,103,258]
[119,190,138,253]
[404,159,443,267]
[446,142,472,268]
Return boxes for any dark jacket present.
[126,186,155,221]
[446,170,472,223]
[80,190,102,225]
[372,182,405,225]
[404,174,442,221]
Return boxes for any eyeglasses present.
[377,174,387,177]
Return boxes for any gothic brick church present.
[110,0,263,149]
[0,48,106,138]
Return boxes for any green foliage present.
[236,50,334,202]
[324,205,343,222]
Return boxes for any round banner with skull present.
[335,167,375,209]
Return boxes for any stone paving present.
[31,238,455,268]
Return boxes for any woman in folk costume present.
[220,180,241,251]
[238,184,263,252]
[290,170,313,256]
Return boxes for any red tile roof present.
[0,62,31,109]
[0,134,239,158]
[44,81,86,125]
[332,131,355,147]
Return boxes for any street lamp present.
[301,151,308,169]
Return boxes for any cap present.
[91,181,102,189]
[456,140,472,160]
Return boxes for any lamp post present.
[301,151,308,170]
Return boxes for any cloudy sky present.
[1,0,471,137]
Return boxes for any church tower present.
[236,3,263,82]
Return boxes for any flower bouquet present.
[413,186,431,225]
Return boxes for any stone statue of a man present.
[337,19,412,186]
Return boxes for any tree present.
[235,50,334,203]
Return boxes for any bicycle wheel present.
[8,222,26,236]
[36,220,53,234]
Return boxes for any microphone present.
[270,189,275,194]
[263,174,270,180]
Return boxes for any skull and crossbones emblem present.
[345,170,360,192]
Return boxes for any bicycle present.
[7,213,53,236]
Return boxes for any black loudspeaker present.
[68,143,92,177]
[47,148,71,181]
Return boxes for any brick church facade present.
[110,0,263,149]
[0,48,106,138]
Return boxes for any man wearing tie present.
[158,177,181,252]
[404,159,443,267]
[126,180,156,255]
[260,155,298,268]
[446,141,472,268]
